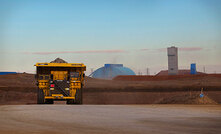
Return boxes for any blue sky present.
[0,0,221,74]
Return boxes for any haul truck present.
[35,63,86,104]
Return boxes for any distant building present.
[190,63,197,75]
[90,64,135,80]
[167,46,178,75]
[156,70,205,76]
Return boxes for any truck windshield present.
[45,75,49,80]
[70,72,79,78]
[39,75,50,80]
[39,76,44,80]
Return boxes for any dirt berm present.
[0,73,220,104]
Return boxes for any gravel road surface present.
[0,105,220,134]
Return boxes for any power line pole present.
[90,68,94,74]
[138,70,142,75]
[203,66,206,73]
[146,68,149,75]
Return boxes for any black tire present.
[45,99,54,104]
[66,99,75,105]
[75,88,82,104]
[37,88,45,104]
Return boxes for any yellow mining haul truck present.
[35,63,86,104]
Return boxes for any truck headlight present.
[65,88,69,90]
[50,88,54,90]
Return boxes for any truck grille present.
[51,80,70,96]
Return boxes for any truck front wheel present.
[66,99,75,104]
[45,99,54,104]
[37,88,45,104]
[75,89,82,104]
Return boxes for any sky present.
[0,0,221,75]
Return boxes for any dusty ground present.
[0,105,220,134]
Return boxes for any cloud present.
[179,47,203,51]
[23,47,203,55]
[156,48,167,52]
[140,48,149,51]
[24,50,127,55]
[156,47,203,52]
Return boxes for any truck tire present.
[45,99,54,104]
[37,88,45,104]
[75,88,82,104]
[66,99,75,104]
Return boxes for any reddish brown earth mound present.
[156,94,218,104]
[0,73,220,105]
[113,74,221,81]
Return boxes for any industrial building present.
[157,62,202,75]
[167,46,178,75]
[90,64,135,79]
[190,63,197,74]
[0,72,16,75]
[156,69,204,76]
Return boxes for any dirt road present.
[0,105,220,134]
